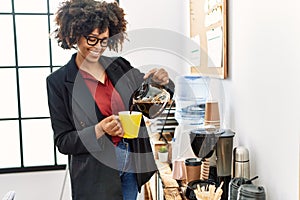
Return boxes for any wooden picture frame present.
[189,0,227,79]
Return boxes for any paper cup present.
[172,158,187,180]
[205,101,220,121]
[118,111,142,139]
[185,158,202,183]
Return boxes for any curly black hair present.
[52,0,127,52]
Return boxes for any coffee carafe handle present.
[135,76,152,100]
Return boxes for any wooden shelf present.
[149,132,187,200]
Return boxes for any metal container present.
[233,146,250,179]
[215,129,235,176]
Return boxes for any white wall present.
[225,0,300,199]
[1,0,299,199]
[119,0,191,77]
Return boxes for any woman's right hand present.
[95,115,124,139]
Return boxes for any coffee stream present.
[129,104,134,115]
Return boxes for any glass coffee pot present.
[131,76,170,119]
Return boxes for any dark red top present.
[80,69,125,145]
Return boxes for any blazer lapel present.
[64,56,100,124]
[101,56,137,110]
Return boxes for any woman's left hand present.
[144,68,169,85]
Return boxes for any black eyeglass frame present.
[83,35,109,47]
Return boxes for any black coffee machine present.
[189,128,235,200]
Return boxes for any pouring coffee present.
[131,76,170,119]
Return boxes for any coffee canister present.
[184,158,202,183]
[228,177,250,200]
[237,184,266,200]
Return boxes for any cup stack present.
[204,101,220,129]
[200,158,210,180]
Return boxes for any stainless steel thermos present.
[233,146,250,179]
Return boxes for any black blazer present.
[46,53,174,200]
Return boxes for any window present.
[0,0,76,173]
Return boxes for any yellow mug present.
[118,111,142,139]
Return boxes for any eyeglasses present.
[83,35,109,47]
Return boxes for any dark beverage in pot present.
[131,80,170,118]
[134,101,165,119]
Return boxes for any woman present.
[46,0,174,199]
